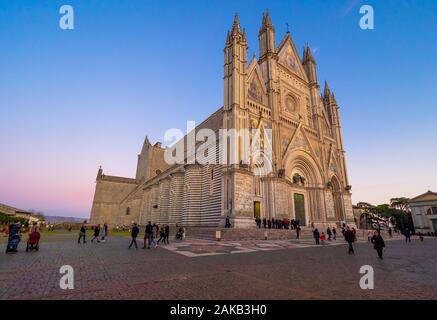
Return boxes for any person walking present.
[296,225,301,239]
[344,226,355,254]
[144,221,153,249]
[404,228,411,243]
[327,227,332,241]
[225,216,231,228]
[78,224,87,244]
[157,225,166,244]
[153,224,159,239]
[267,219,271,229]
[313,228,320,245]
[164,225,170,244]
[371,230,385,259]
[388,227,393,237]
[418,231,424,242]
[262,218,267,229]
[101,223,108,242]
[128,223,140,249]
[91,224,100,243]
[332,226,337,240]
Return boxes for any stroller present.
[26,230,41,252]
[6,224,21,253]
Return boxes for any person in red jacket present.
[26,226,40,252]
[320,232,326,245]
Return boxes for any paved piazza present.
[1,232,436,300]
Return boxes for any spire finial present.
[286,22,290,33]
[231,13,241,35]
[324,81,331,97]
[303,44,315,64]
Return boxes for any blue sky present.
[0,0,436,217]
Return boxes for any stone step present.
[182,226,404,241]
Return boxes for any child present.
[320,232,326,245]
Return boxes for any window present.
[126,207,130,215]
[254,176,262,196]
[285,95,297,113]
[428,207,437,215]
[209,166,214,196]
[306,98,312,127]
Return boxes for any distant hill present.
[44,216,89,223]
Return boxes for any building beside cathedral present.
[90,13,355,229]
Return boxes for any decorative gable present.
[327,145,342,178]
[276,34,307,81]
[410,192,437,203]
[247,63,267,104]
[282,123,318,164]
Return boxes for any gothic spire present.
[324,81,331,98]
[264,11,273,28]
[330,92,337,105]
[259,10,274,34]
[225,30,231,46]
[303,45,315,64]
[231,13,241,35]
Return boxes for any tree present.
[356,202,374,209]
[33,211,46,221]
[390,197,410,212]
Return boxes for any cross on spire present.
[286,22,290,33]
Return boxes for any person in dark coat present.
[91,224,100,243]
[344,226,355,254]
[371,230,385,259]
[404,228,411,243]
[267,219,271,229]
[296,225,301,239]
[164,225,170,244]
[225,216,231,228]
[262,218,267,228]
[144,221,153,249]
[255,217,261,228]
[78,224,87,244]
[313,228,320,245]
[327,227,332,241]
[129,223,140,249]
[157,225,166,244]
[332,226,337,240]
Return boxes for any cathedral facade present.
[90,13,355,229]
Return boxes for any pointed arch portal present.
[284,150,324,226]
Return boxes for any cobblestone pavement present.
[1,232,436,300]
